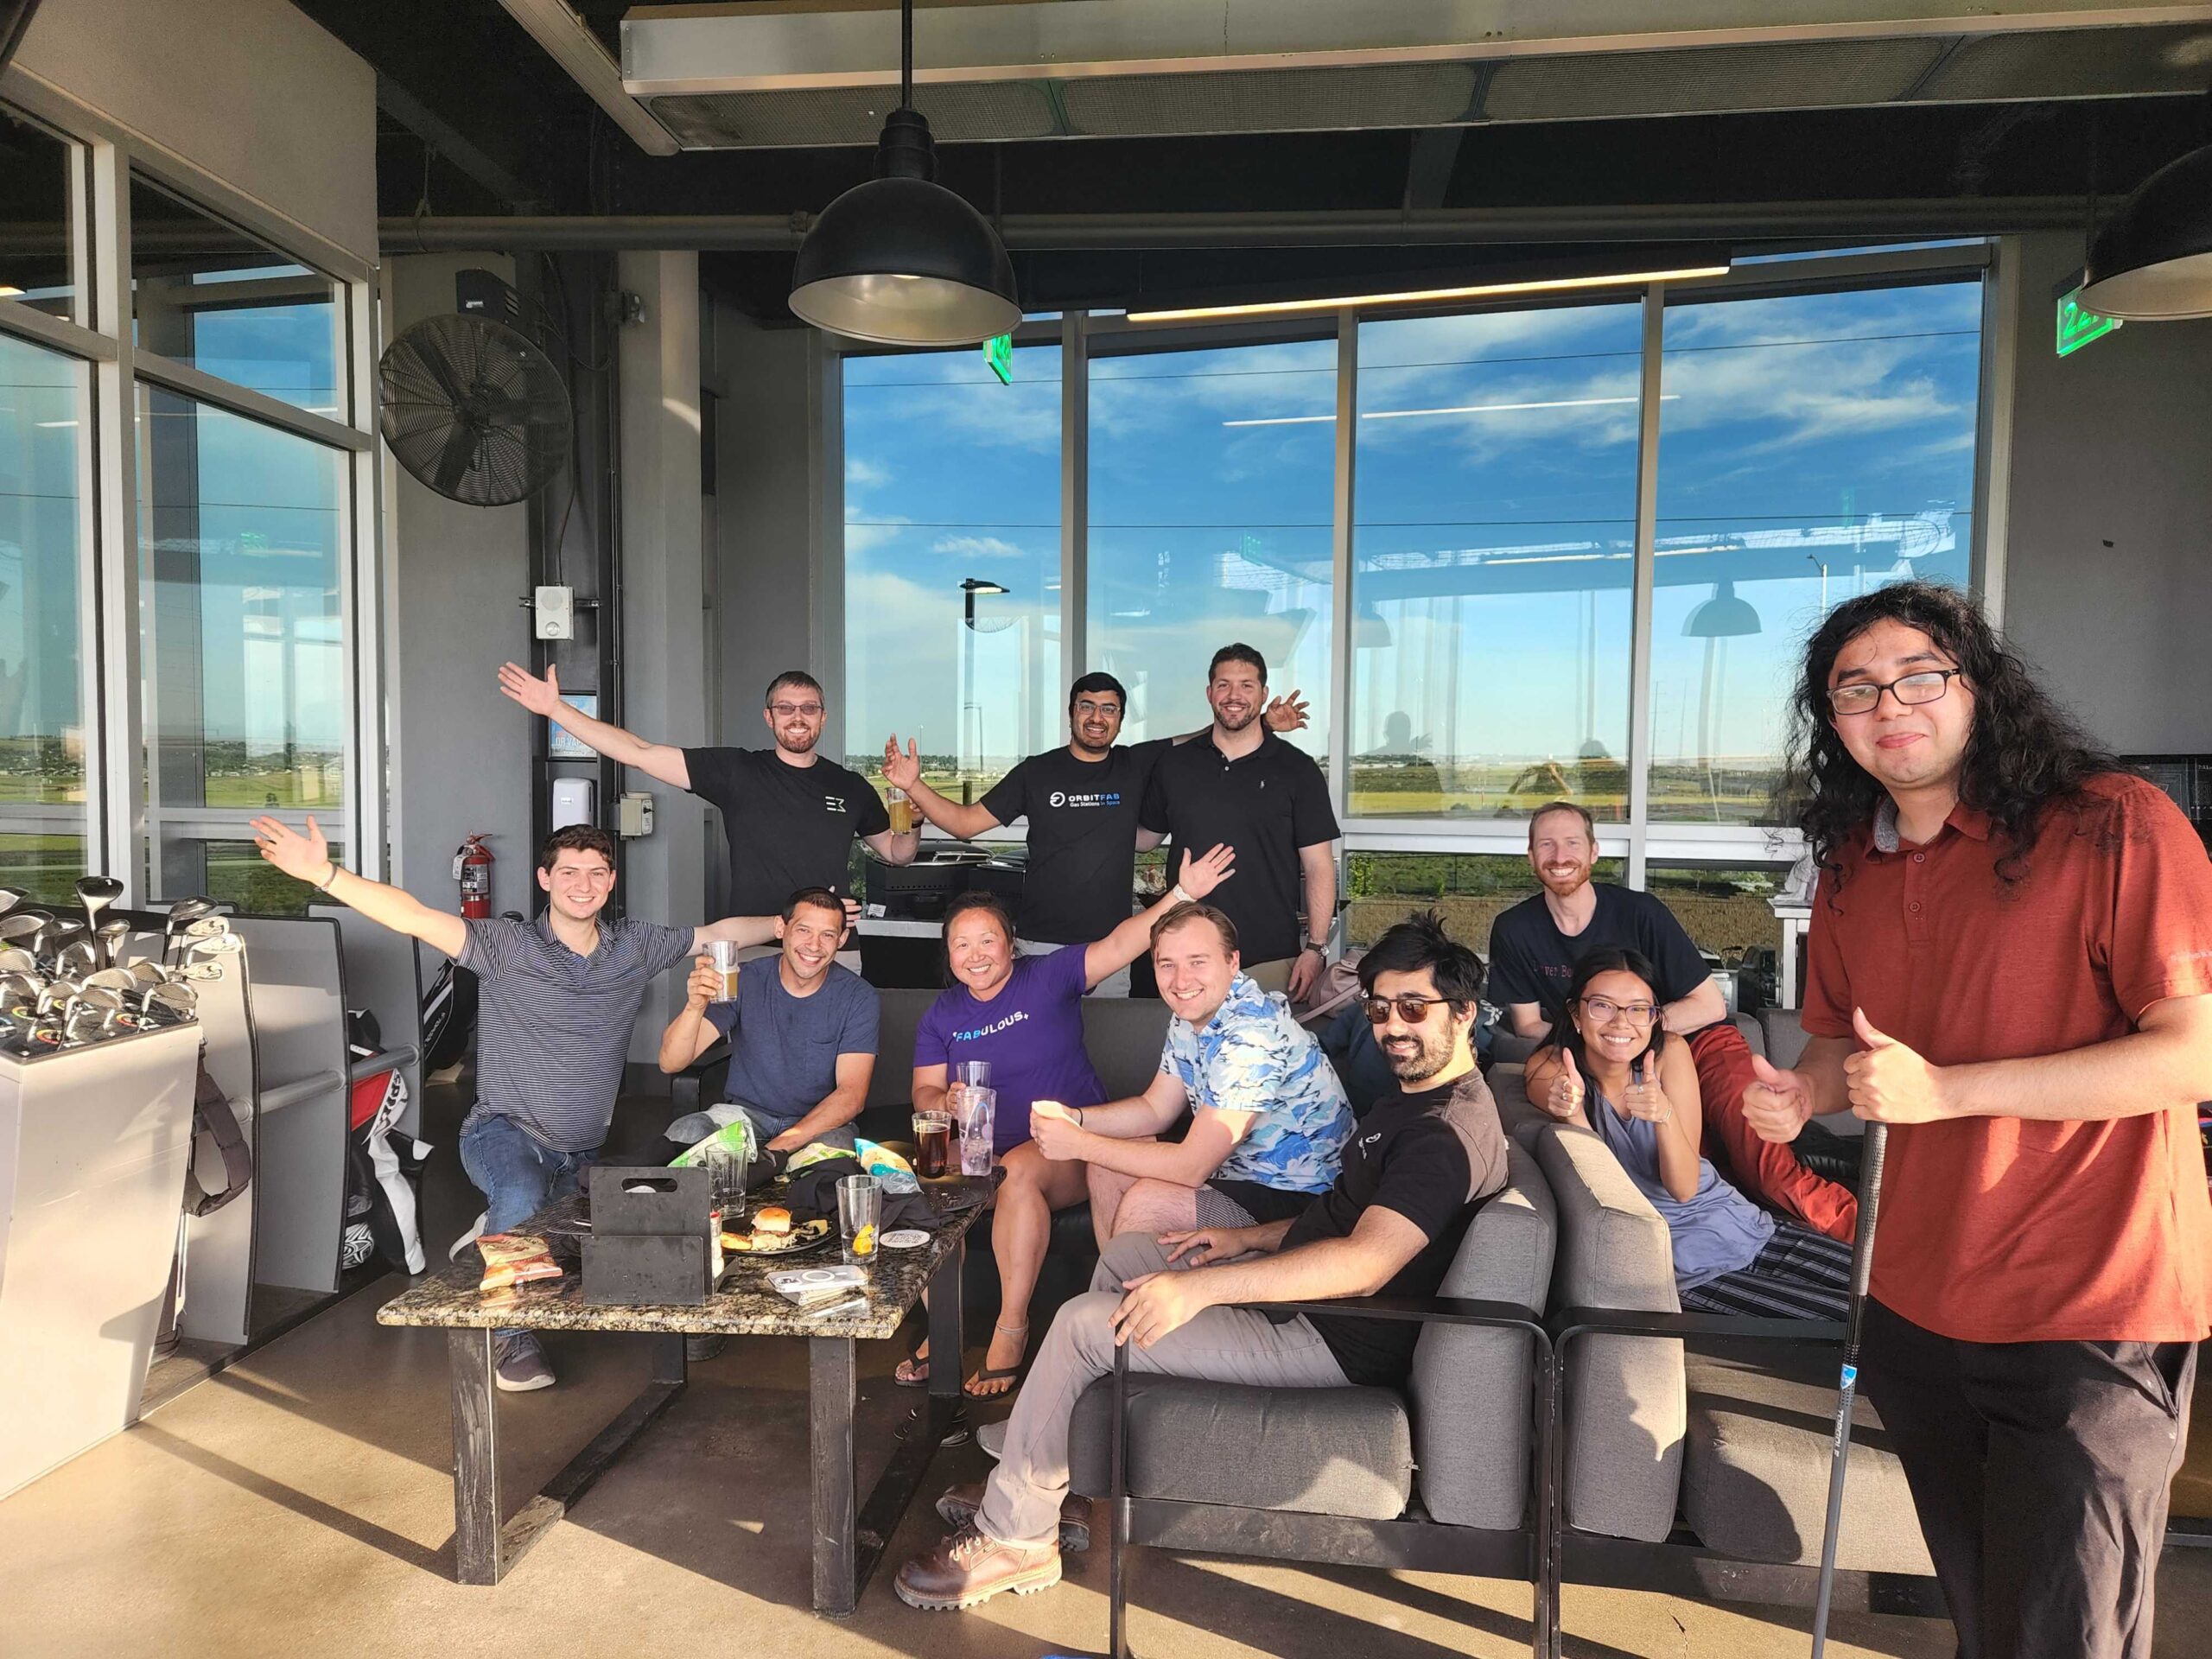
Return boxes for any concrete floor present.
[4,1077,2206,1659]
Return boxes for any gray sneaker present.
[495,1333,556,1392]
[977,1418,1005,1459]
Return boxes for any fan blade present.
[430,421,482,499]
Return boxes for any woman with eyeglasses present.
[1525,947,1851,1319]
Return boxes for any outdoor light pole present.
[960,577,1009,804]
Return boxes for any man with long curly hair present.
[1742,581,2212,1659]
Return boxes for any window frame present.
[0,74,385,902]
[825,244,2006,918]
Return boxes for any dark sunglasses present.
[1362,994,1453,1026]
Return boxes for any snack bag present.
[477,1232,562,1292]
[669,1114,754,1176]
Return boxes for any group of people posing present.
[250,583,2212,1656]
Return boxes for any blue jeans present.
[460,1111,599,1344]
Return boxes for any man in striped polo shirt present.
[251,817,780,1392]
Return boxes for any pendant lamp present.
[788,0,1020,346]
[2080,144,2212,321]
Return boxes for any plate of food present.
[721,1205,834,1258]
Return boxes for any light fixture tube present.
[1128,264,1730,323]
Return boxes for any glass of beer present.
[912,1110,954,1179]
[887,786,917,836]
[706,938,742,1000]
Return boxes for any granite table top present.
[378,1176,992,1344]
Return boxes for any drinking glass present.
[704,1139,747,1227]
[837,1173,882,1262]
[955,1086,996,1177]
[912,1109,954,1179]
[706,938,742,1000]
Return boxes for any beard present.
[1213,702,1260,734]
[1381,1026,1452,1084]
[774,725,820,756]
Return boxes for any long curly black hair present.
[1776,581,2120,893]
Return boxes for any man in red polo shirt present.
[1742,581,2212,1659]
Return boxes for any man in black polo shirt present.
[499,663,918,913]
[894,911,1506,1611]
[1138,644,1339,1001]
[880,671,1306,995]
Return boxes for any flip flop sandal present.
[962,1321,1029,1400]
[893,1351,930,1388]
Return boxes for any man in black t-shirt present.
[881,671,1307,995]
[499,663,918,916]
[1138,644,1340,1000]
[895,912,1505,1611]
[1485,799,1724,1039]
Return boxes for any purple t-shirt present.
[912,946,1107,1154]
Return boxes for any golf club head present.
[162,898,219,963]
[74,874,124,928]
[36,976,82,1015]
[182,932,244,962]
[83,967,139,995]
[93,918,131,967]
[170,962,226,982]
[141,982,198,1023]
[0,887,26,915]
[127,960,168,988]
[0,915,41,947]
[56,940,99,979]
[0,947,35,976]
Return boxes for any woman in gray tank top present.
[1525,948,1851,1320]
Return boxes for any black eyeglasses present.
[1828,668,1961,716]
[1362,994,1452,1026]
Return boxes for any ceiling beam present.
[1403,127,1469,213]
[500,0,679,154]
[621,0,2212,94]
[375,73,543,213]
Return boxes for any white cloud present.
[846,455,891,490]
[929,533,1027,559]
[842,513,910,555]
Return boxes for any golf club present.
[127,960,168,988]
[1808,1120,1891,1659]
[141,982,198,1024]
[0,887,26,915]
[0,947,35,976]
[94,918,131,968]
[73,874,124,944]
[0,914,41,948]
[56,940,99,980]
[169,963,225,982]
[162,899,219,966]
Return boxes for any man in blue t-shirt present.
[659,886,880,1153]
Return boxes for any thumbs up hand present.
[1741,1051,1815,1143]
[1540,1049,1588,1124]
[1843,1007,1949,1123]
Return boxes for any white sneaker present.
[977,1419,1005,1460]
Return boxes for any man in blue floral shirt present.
[1031,902,1352,1247]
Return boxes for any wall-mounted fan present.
[378,311,571,506]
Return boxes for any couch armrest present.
[1550,1305,1842,1348]
[668,1037,731,1115]
[1238,1294,1548,1336]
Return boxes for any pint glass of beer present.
[706,938,742,1000]
[888,786,917,836]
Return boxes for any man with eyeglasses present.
[894,909,1505,1611]
[882,671,1307,996]
[499,664,918,914]
[1741,581,2212,1659]
[1033,902,1351,1244]
[1488,798,1858,1243]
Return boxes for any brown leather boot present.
[934,1481,1093,1551]
[893,1526,1063,1611]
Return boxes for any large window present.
[843,343,1060,802]
[1649,282,1981,822]
[839,253,1989,920]
[0,333,90,899]
[1088,338,1336,757]
[0,108,81,325]
[138,388,348,908]
[1351,303,1643,820]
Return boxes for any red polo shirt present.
[1803,772,2212,1344]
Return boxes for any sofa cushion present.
[1536,1121,1685,1544]
[1486,1065,1551,1154]
[1067,1374,1414,1520]
[1681,1344,1933,1576]
[1410,1137,1555,1529]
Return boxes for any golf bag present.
[340,1013,429,1274]
[419,955,479,1074]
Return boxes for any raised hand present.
[1741,1052,1815,1143]
[684,955,724,1011]
[1844,1007,1948,1123]
[1174,842,1236,901]
[1541,1049,1587,1122]
[1265,690,1311,733]
[882,734,922,792]
[250,813,330,884]
[1622,1057,1672,1125]
[498,661,562,718]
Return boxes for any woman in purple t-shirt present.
[899,844,1235,1397]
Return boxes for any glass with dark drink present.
[912,1110,954,1179]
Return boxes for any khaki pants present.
[976,1230,1347,1546]
[1243,957,1295,996]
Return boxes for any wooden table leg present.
[450,1328,502,1585]
[810,1334,859,1616]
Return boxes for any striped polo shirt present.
[458,913,696,1153]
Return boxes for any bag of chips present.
[477,1232,563,1292]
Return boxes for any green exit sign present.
[2055,285,2120,358]
[983,333,1013,385]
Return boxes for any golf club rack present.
[0,880,427,1497]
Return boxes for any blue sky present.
[839,276,1980,797]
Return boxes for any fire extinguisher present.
[454,835,493,918]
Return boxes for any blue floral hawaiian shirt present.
[1160,972,1352,1194]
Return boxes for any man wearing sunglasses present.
[896,911,1506,1611]
[1741,581,2212,1659]
[499,664,919,916]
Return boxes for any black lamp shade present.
[790,110,1020,346]
[2081,144,2212,321]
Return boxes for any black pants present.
[1859,1299,2198,1659]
